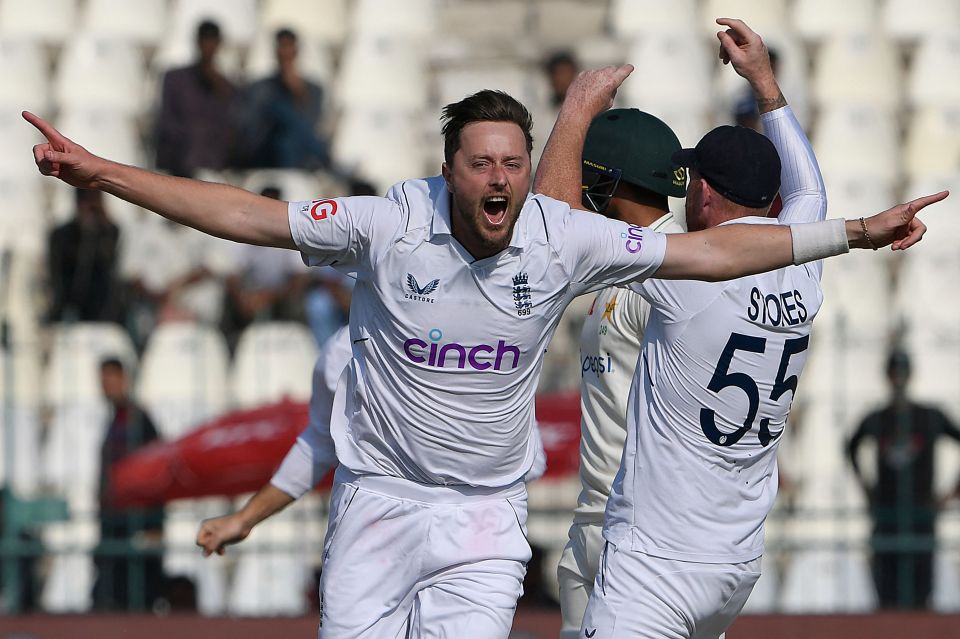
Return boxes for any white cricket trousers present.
[580,542,760,638]
[318,467,531,638]
[558,521,605,639]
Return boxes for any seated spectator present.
[93,358,164,611]
[544,51,580,109]
[121,218,236,349]
[46,188,123,323]
[221,186,309,348]
[235,28,330,170]
[155,20,236,177]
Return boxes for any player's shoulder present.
[525,193,610,247]
[384,175,446,232]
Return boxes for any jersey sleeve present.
[287,195,404,276]
[269,328,352,498]
[762,106,827,226]
[554,203,668,293]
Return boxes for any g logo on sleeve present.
[310,199,338,221]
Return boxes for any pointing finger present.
[904,190,950,217]
[22,111,69,150]
[612,63,634,84]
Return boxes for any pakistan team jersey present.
[287,178,667,487]
[575,212,683,524]
[604,105,828,563]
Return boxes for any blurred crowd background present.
[0,0,959,622]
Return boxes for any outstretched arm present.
[24,111,296,249]
[656,190,947,281]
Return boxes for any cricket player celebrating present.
[556,109,685,637]
[196,322,547,555]
[538,19,903,637]
[25,52,943,634]
[554,18,832,636]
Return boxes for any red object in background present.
[110,398,311,508]
[110,392,583,507]
[534,391,582,479]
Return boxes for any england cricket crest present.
[513,272,532,317]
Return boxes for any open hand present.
[196,513,250,557]
[23,110,105,188]
[862,190,950,251]
[561,64,634,120]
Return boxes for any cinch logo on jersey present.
[402,328,521,371]
[405,273,439,303]
[621,223,644,254]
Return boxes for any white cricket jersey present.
[271,325,353,498]
[575,212,683,524]
[604,105,828,563]
[287,178,667,487]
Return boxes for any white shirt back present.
[287,178,667,487]
[575,213,684,523]
[604,105,828,563]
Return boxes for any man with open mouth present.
[24,48,947,635]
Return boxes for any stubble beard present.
[452,192,523,257]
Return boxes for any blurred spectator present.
[847,350,960,609]
[46,188,124,323]
[732,48,780,132]
[235,29,330,169]
[121,219,236,348]
[544,51,579,108]
[221,186,309,348]
[155,20,237,177]
[93,358,165,611]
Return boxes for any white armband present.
[790,219,849,265]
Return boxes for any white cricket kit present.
[575,212,685,523]
[286,178,667,637]
[270,326,353,498]
[584,106,828,638]
[270,324,548,499]
[558,213,683,639]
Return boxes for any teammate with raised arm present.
[555,110,685,637]
[26,51,944,633]
[554,21,833,637]
[536,19,918,638]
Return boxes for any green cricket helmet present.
[581,109,687,215]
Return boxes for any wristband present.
[790,219,849,265]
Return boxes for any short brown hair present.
[440,90,533,164]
